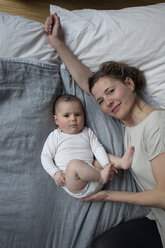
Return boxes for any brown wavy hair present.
[88,61,146,96]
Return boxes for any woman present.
[45,14,165,248]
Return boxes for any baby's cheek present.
[61,121,69,129]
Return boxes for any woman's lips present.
[112,103,121,113]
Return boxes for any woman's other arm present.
[45,14,93,94]
[82,153,165,209]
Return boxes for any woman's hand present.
[81,190,109,202]
[44,13,64,49]
[44,13,92,94]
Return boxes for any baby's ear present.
[54,115,58,125]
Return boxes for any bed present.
[0,2,165,248]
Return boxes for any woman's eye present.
[109,89,114,94]
[98,100,103,105]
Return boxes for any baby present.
[41,94,134,198]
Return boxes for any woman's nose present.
[105,96,113,106]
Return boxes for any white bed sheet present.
[0,13,58,64]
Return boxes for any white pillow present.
[0,13,58,63]
[50,3,165,108]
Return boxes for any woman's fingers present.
[44,18,51,33]
[44,13,63,48]
[81,191,108,202]
[44,15,54,34]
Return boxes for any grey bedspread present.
[0,58,149,248]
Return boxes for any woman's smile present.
[111,103,121,113]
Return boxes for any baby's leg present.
[109,146,134,170]
[93,159,103,170]
[65,159,112,194]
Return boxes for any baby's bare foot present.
[99,164,112,184]
[121,146,134,170]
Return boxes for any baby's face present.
[54,101,84,134]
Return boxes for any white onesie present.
[41,127,110,198]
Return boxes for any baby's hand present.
[53,171,66,187]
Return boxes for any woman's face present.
[91,76,136,123]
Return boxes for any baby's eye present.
[75,113,81,117]
[64,114,69,118]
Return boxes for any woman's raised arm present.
[45,14,93,94]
